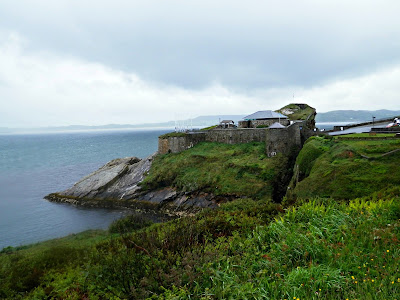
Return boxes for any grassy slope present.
[141,142,287,200]
[289,135,400,200]
[0,230,109,298]
[1,193,399,299]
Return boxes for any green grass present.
[1,193,399,299]
[0,230,108,299]
[141,141,288,199]
[288,136,400,200]
[166,194,400,300]
[200,125,218,130]
[159,132,187,139]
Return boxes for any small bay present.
[0,128,171,249]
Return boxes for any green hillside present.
[1,193,399,299]
[141,141,291,200]
[288,135,400,200]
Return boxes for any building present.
[238,110,290,128]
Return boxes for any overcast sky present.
[1,0,400,127]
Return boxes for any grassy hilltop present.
[1,136,400,299]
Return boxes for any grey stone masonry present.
[158,121,309,156]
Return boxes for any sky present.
[0,0,400,127]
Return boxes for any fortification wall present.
[265,123,302,157]
[158,132,206,154]
[238,119,290,128]
[205,128,266,144]
[158,123,307,156]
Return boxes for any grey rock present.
[46,152,230,214]
[58,155,149,199]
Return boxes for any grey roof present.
[220,120,234,123]
[269,122,286,129]
[243,110,288,120]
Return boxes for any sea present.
[0,128,171,249]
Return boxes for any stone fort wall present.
[158,122,307,156]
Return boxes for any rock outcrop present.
[45,154,219,214]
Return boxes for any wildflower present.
[372,279,375,282]
[352,276,355,280]
[371,259,374,261]
[392,281,395,284]
[387,250,390,253]
[319,289,321,291]
[355,281,358,284]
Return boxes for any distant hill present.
[0,115,246,134]
[316,109,400,123]
[3,109,400,134]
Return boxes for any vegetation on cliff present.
[141,141,291,200]
[288,134,400,200]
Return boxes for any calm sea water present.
[0,128,171,249]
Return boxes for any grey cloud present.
[0,0,400,90]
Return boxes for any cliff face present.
[45,154,219,213]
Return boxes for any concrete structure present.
[239,110,290,128]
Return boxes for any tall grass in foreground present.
[160,193,400,299]
[0,192,399,299]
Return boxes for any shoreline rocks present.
[45,153,231,215]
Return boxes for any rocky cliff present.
[45,154,219,214]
